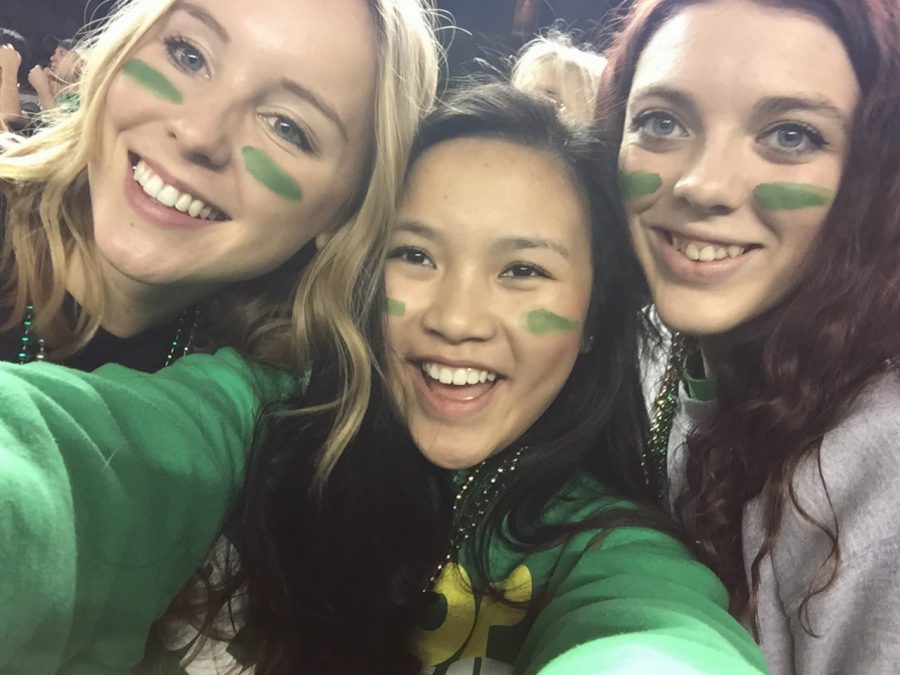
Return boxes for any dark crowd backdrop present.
[0,0,627,83]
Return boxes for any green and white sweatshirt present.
[0,349,296,674]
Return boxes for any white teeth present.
[174,192,193,213]
[672,235,746,262]
[143,174,164,199]
[157,185,179,207]
[422,362,498,387]
[132,159,222,220]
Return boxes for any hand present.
[0,44,22,76]
[28,65,51,92]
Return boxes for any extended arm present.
[0,349,296,674]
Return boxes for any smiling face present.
[87,0,376,293]
[620,0,859,337]
[385,137,593,469]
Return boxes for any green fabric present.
[138,477,768,675]
[0,349,296,674]
[418,477,768,674]
[682,370,717,401]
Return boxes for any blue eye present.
[632,111,687,141]
[268,115,315,153]
[760,122,827,157]
[164,37,206,74]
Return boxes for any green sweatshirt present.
[0,349,296,674]
[418,476,768,675]
[139,477,769,675]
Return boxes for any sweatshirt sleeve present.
[0,349,297,675]
[762,373,900,675]
[516,525,770,675]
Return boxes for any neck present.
[66,250,216,338]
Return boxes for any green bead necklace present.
[17,304,200,367]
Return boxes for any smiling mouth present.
[129,153,229,221]
[665,231,760,262]
[417,361,500,404]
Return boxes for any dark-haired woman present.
[601,0,900,672]
[133,83,768,674]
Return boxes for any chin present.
[418,441,498,471]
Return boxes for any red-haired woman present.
[600,0,900,672]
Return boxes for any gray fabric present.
[658,367,900,675]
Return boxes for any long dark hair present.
[600,0,900,631]
[204,83,668,673]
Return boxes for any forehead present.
[400,137,590,246]
[157,0,378,129]
[631,0,858,113]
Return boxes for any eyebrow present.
[628,85,698,116]
[175,2,230,44]
[492,236,572,260]
[393,221,442,241]
[755,96,852,131]
[393,223,572,260]
[281,79,349,141]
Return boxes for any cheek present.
[619,145,671,213]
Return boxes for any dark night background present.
[1,0,626,80]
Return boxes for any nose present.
[166,95,235,169]
[420,270,496,345]
[672,134,746,215]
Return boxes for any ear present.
[315,230,334,250]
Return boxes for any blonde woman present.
[510,29,607,125]
[0,0,437,381]
[0,0,439,671]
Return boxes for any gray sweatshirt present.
[658,368,900,675]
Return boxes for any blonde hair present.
[0,0,440,481]
[510,30,607,124]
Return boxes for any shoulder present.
[761,371,900,597]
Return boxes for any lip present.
[651,228,760,284]
[416,355,503,377]
[123,152,226,230]
[407,360,501,422]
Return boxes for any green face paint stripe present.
[121,59,182,104]
[241,146,303,201]
[386,297,405,316]
[525,309,580,335]
[620,170,662,199]
[753,182,833,210]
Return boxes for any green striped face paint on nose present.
[241,146,303,201]
[386,297,406,317]
[122,59,182,104]
[620,170,662,199]
[753,182,833,210]
[525,309,580,335]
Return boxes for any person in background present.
[510,28,606,125]
[0,28,32,131]
[28,37,85,113]
[601,0,900,672]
